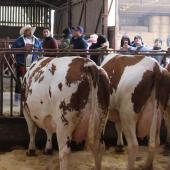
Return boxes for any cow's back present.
[23,56,110,134]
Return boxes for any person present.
[131,35,150,51]
[120,35,135,52]
[152,38,165,66]
[89,35,109,65]
[42,28,58,56]
[87,34,98,49]
[71,26,88,54]
[12,24,42,106]
[59,27,72,49]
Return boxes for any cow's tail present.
[84,63,110,150]
[149,64,163,149]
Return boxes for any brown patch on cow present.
[131,70,155,113]
[29,63,36,71]
[83,65,98,88]
[34,70,44,82]
[66,136,71,148]
[24,102,31,115]
[59,100,69,126]
[40,99,43,104]
[39,76,44,83]
[49,64,56,75]
[37,57,44,61]
[97,69,110,112]
[34,116,39,120]
[28,88,32,95]
[22,78,27,102]
[158,69,170,110]
[28,58,53,88]
[165,63,170,72]
[59,77,90,124]
[43,115,56,132]
[108,109,120,122]
[69,77,90,111]
[61,114,69,126]
[49,86,52,98]
[65,58,89,86]
[58,83,63,91]
[102,55,144,92]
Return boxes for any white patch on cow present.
[26,57,82,128]
[115,56,156,112]
[100,53,117,67]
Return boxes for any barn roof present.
[0,0,67,8]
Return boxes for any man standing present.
[71,26,88,56]
[42,28,58,56]
[12,24,41,106]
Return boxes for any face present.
[24,29,32,37]
[134,37,142,47]
[123,40,129,47]
[154,40,162,48]
[72,30,81,37]
[43,29,51,38]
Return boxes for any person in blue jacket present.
[131,34,150,51]
[12,24,42,106]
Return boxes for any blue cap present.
[72,26,84,33]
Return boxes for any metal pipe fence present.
[0,48,170,117]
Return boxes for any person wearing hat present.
[131,34,150,51]
[71,26,88,56]
[12,24,42,106]
[120,35,135,52]
[59,27,72,49]
[152,38,165,66]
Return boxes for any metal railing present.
[0,47,170,117]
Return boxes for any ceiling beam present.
[35,0,59,9]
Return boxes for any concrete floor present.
[2,92,20,116]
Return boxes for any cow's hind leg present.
[91,140,105,170]
[115,121,124,153]
[143,108,161,170]
[56,121,72,170]
[23,109,37,156]
[44,130,53,155]
[121,113,138,170]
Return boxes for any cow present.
[22,56,110,170]
[101,54,168,170]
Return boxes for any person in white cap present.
[12,24,42,106]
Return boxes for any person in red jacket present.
[42,28,58,56]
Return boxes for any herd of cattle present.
[22,54,170,170]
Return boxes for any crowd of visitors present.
[11,24,168,105]
[120,34,165,66]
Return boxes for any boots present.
[14,93,21,106]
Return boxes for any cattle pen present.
[0,42,170,169]
[0,38,170,147]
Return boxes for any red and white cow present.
[101,54,169,170]
[22,56,110,170]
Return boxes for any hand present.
[24,44,33,51]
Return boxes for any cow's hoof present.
[26,149,36,156]
[115,145,124,153]
[43,149,53,155]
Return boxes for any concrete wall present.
[118,15,170,50]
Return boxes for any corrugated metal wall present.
[54,0,103,36]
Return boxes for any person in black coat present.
[89,35,109,65]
